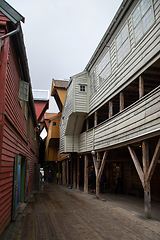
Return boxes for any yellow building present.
[45,79,68,183]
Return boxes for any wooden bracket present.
[128,145,144,187]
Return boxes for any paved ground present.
[2,183,160,240]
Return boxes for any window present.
[90,71,96,95]
[80,85,86,92]
[116,23,130,64]
[53,122,56,126]
[19,78,29,101]
[132,0,154,43]
[98,51,111,85]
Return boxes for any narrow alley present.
[2,183,160,240]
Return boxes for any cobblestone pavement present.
[2,183,160,240]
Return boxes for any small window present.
[80,85,85,92]
[53,122,56,126]
[19,78,29,101]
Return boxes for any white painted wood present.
[88,0,160,113]
[79,87,160,152]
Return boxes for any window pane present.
[141,0,151,16]
[134,21,143,43]
[133,5,141,27]
[143,8,153,33]
[116,33,122,50]
[123,39,130,58]
[121,24,128,42]
[117,47,123,64]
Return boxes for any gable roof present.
[34,100,49,124]
[51,79,68,112]
[0,0,25,24]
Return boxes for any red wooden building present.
[0,0,39,235]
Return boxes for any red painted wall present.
[0,23,39,234]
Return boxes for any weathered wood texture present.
[79,87,160,153]
[0,29,38,233]
[89,0,160,113]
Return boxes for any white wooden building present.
[60,0,160,218]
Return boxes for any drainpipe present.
[0,25,20,53]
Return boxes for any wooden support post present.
[86,118,89,131]
[84,155,88,194]
[73,157,76,189]
[96,151,108,198]
[94,111,98,126]
[128,145,144,187]
[109,100,113,118]
[91,151,98,177]
[58,161,61,185]
[77,156,80,190]
[139,75,144,98]
[146,138,160,183]
[66,159,69,187]
[70,159,73,188]
[120,92,124,111]
[53,162,57,183]
[142,141,151,219]
[62,160,66,185]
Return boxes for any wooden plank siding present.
[79,86,160,153]
[74,71,88,113]
[88,0,160,114]
[0,22,38,234]
[60,80,74,153]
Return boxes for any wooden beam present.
[139,75,144,98]
[96,151,108,198]
[91,151,98,177]
[120,92,124,111]
[128,145,144,187]
[86,118,89,131]
[73,158,76,189]
[94,111,98,126]
[66,159,69,187]
[84,155,88,194]
[109,100,113,118]
[146,138,160,183]
[77,156,79,190]
[142,141,151,219]
[62,160,66,185]
[58,161,61,185]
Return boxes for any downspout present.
[0,25,20,53]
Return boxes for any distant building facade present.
[45,79,68,184]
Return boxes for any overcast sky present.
[7,0,122,113]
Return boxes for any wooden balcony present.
[79,86,160,153]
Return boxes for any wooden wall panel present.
[0,34,38,233]
[89,1,160,113]
[79,87,160,153]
